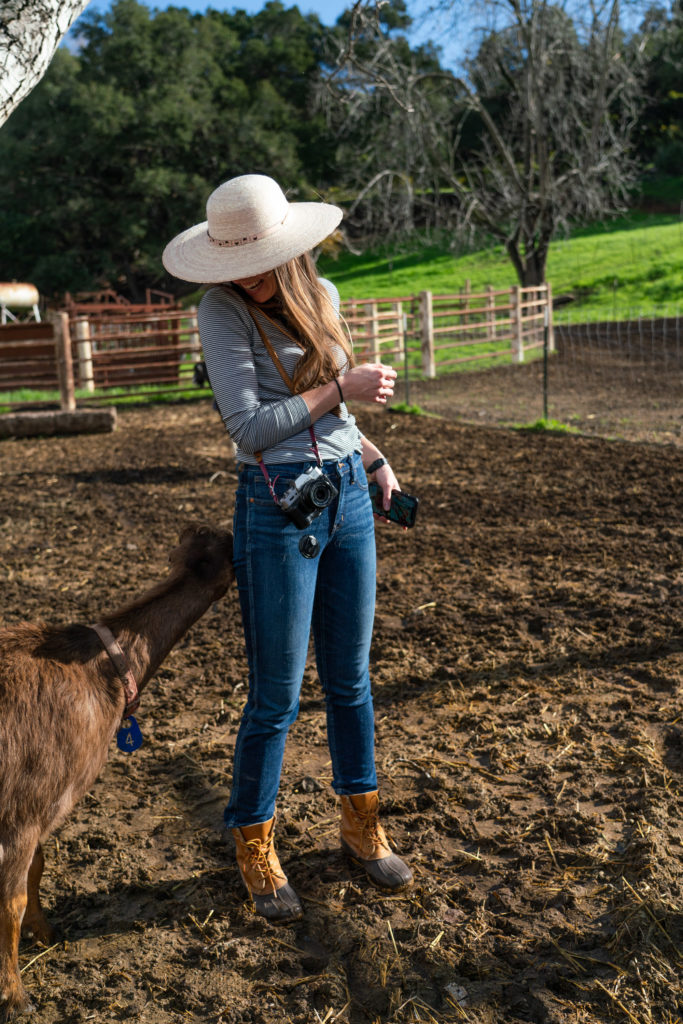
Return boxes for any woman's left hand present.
[372,462,400,514]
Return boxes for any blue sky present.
[69,0,464,67]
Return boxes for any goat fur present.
[0,523,234,1019]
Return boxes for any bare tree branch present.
[325,0,644,285]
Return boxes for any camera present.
[279,466,338,529]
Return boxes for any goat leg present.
[21,846,54,947]
[0,889,34,1021]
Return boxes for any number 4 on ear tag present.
[117,715,143,753]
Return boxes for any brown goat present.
[0,523,234,1020]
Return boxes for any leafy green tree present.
[635,2,683,172]
[0,0,339,299]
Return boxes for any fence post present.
[360,301,372,361]
[420,290,435,378]
[545,283,555,353]
[186,305,202,364]
[402,310,411,407]
[463,279,471,343]
[50,310,76,411]
[74,317,95,392]
[512,286,524,363]
[394,300,404,361]
[369,302,380,362]
[486,285,495,341]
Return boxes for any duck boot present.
[340,791,413,890]
[232,818,302,923]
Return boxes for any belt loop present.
[348,453,356,484]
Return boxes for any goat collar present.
[91,623,140,717]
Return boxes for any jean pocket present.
[351,464,369,492]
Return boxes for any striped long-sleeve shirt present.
[198,281,363,466]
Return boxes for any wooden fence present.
[341,283,554,377]
[70,307,201,396]
[0,314,75,410]
[0,307,201,409]
[0,284,553,410]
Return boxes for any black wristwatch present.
[366,457,387,474]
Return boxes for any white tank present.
[0,282,41,323]
[0,282,40,307]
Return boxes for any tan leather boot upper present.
[232,818,288,896]
[340,791,393,861]
[340,792,413,890]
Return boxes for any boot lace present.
[244,835,285,892]
[354,806,387,855]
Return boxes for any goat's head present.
[171,522,235,601]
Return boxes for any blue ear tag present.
[117,716,143,753]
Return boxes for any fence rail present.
[72,308,201,393]
[341,284,553,377]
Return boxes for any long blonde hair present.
[272,253,354,393]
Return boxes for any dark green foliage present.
[634,1,683,172]
[0,0,339,299]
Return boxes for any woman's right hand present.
[341,363,397,405]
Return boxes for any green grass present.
[319,207,683,322]
[4,187,682,412]
[513,418,581,434]
[0,382,208,415]
[388,401,437,416]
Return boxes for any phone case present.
[368,483,419,528]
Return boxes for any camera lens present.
[310,481,332,508]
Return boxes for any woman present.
[162,174,412,922]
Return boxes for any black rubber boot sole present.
[341,839,414,891]
[240,874,303,923]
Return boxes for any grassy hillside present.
[319,209,683,322]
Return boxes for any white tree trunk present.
[0,0,90,127]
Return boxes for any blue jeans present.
[224,450,378,828]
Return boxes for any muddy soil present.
[1,400,681,1024]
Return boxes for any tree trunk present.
[507,241,548,287]
[0,0,90,127]
[520,249,548,287]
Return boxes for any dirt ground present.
[1,396,681,1024]
[394,322,683,447]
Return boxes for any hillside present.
[319,208,683,322]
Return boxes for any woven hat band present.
[207,213,288,249]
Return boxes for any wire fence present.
[392,312,683,446]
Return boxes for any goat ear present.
[179,520,201,542]
[189,532,233,581]
[168,522,199,565]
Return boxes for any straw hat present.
[162,174,343,283]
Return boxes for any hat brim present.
[162,202,343,283]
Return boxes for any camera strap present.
[246,307,322,504]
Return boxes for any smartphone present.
[368,482,419,529]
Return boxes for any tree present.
[634,1,683,172]
[0,0,90,126]
[0,0,340,298]
[329,0,645,286]
[320,0,452,240]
